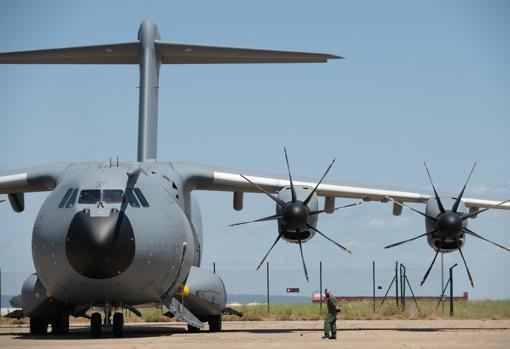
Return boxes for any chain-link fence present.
[0,260,495,309]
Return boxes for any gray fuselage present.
[32,161,202,306]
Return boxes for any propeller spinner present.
[385,162,510,288]
[230,147,361,281]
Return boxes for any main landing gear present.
[208,314,222,332]
[29,316,69,335]
[187,314,222,333]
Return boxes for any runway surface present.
[1,320,509,349]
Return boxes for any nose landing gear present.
[112,312,124,338]
[90,312,102,338]
[89,307,125,338]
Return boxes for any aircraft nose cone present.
[66,210,135,279]
[437,211,463,238]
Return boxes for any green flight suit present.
[323,294,338,337]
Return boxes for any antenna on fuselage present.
[0,20,341,162]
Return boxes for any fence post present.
[266,262,270,314]
[441,253,445,313]
[449,264,457,318]
[320,261,323,313]
[372,261,376,314]
[400,264,406,311]
[395,261,399,307]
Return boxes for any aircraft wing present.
[0,163,70,194]
[171,162,510,211]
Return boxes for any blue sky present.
[0,0,509,300]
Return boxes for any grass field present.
[220,300,510,321]
[2,300,509,325]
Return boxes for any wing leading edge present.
[0,163,70,194]
[170,162,510,211]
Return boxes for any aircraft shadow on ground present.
[9,325,186,340]
[222,327,510,334]
[4,324,509,340]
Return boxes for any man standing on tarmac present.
[322,288,340,339]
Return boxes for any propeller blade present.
[456,239,474,288]
[384,229,438,249]
[385,196,438,222]
[0,199,5,203]
[423,161,446,213]
[452,162,477,213]
[283,147,297,202]
[303,159,336,206]
[309,201,363,215]
[462,199,510,221]
[297,233,309,282]
[240,174,286,208]
[420,244,441,286]
[306,223,352,254]
[463,228,510,252]
[256,233,283,271]
[229,214,282,227]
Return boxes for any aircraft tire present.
[208,315,222,332]
[29,317,48,335]
[113,312,124,338]
[90,312,102,338]
[51,316,69,334]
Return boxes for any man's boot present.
[322,334,330,339]
[329,334,337,340]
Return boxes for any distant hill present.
[227,294,311,304]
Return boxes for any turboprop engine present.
[385,162,510,288]
[230,147,362,281]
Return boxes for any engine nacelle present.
[22,273,66,318]
[276,186,319,242]
[181,266,226,320]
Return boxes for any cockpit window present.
[133,188,149,207]
[78,190,101,204]
[58,188,74,208]
[103,189,124,203]
[125,188,140,207]
[65,189,79,208]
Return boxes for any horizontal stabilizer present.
[0,43,139,64]
[155,41,342,64]
[0,42,341,65]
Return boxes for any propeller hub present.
[282,202,309,229]
[437,211,463,238]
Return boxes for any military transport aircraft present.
[0,20,509,338]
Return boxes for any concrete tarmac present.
[0,320,509,349]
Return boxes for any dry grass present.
[2,300,508,324]
[223,300,510,321]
